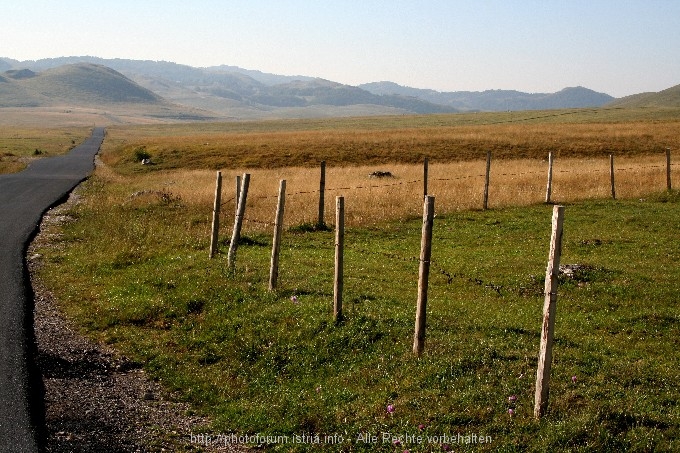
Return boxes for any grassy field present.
[0,125,91,173]
[101,111,680,173]
[32,110,680,451]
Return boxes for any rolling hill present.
[0,63,220,123]
[0,63,164,107]
[605,84,680,109]
[13,63,163,105]
[1,58,458,118]
[2,56,678,122]
[359,81,615,111]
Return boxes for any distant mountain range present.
[358,81,615,111]
[0,56,677,121]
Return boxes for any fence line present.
[208,152,676,257]
[208,152,675,310]
[211,158,676,235]
[203,151,673,416]
[217,162,676,209]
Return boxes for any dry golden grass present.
[86,114,680,235]
[94,154,677,237]
[101,118,680,173]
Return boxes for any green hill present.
[18,63,163,105]
[606,84,680,108]
[0,63,220,122]
[0,72,48,107]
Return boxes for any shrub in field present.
[133,147,151,162]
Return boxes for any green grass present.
[35,171,680,451]
[0,126,91,173]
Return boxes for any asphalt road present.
[0,128,105,452]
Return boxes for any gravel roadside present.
[28,191,244,453]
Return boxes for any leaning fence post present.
[235,174,241,222]
[483,151,491,210]
[228,173,250,270]
[333,196,344,323]
[318,161,326,228]
[269,180,286,291]
[534,205,565,418]
[209,171,222,258]
[413,195,435,356]
[667,148,672,191]
[545,152,554,203]
[610,154,616,200]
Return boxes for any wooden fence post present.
[228,173,250,270]
[534,205,565,418]
[610,154,616,200]
[545,152,554,204]
[269,180,286,291]
[423,157,429,199]
[483,151,491,210]
[318,161,326,228]
[334,196,344,322]
[413,195,435,356]
[667,148,672,191]
[235,174,241,221]
[209,171,222,258]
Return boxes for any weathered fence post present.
[269,180,286,291]
[545,152,554,203]
[209,171,222,258]
[534,205,565,418]
[483,151,491,210]
[235,174,241,221]
[423,157,429,199]
[667,148,672,191]
[318,161,326,228]
[610,154,616,200]
[333,196,344,322]
[228,173,250,270]
[413,195,435,356]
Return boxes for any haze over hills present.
[359,81,616,111]
[0,62,218,122]
[0,56,677,122]
[0,57,458,119]
[16,64,162,105]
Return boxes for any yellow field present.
[100,116,680,173]
[94,153,676,235]
[91,115,680,233]
[2,113,676,230]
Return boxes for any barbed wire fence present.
[202,149,675,415]
[206,150,676,301]
[214,149,675,230]
[207,149,676,292]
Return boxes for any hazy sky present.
[2,1,678,97]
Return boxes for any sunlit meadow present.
[32,114,680,451]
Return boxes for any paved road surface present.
[0,128,105,452]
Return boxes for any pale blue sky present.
[2,0,678,97]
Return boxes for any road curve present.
[0,128,105,452]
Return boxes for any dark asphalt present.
[0,128,105,452]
